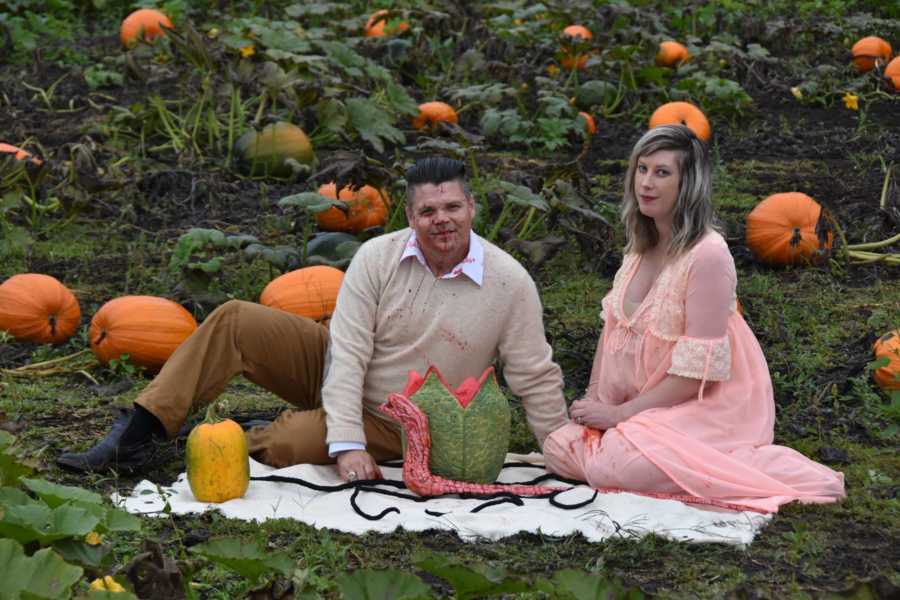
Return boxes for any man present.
[58,157,568,480]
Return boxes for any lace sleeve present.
[668,335,731,381]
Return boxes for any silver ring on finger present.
[347,470,358,481]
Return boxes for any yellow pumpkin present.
[259,266,344,325]
[234,122,315,177]
[186,402,249,503]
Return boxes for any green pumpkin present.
[401,366,510,483]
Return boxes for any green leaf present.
[0,500,99,545]
[190,537,295,585]
[244,244,302,272]
[86,591,140,600]
[496,181,549,211]
[52,538,111,569]
[0,539,83,600]
[286,2,344,18]
[336,568,432,600]
[187,256,224,274]
[83,65,123,90]
[315,98,349,133]
[0,430,14,450]
[384,79,420,117]
[413,550,531,600]
[21,477,103,508]
[550,569,641,599]
[278,192,344,214]
[317,40,366,78]
[100,507,143,533]
[305,232,360,269]
[346,97,405,154]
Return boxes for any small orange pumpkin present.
[120,8,173,49]
[562,25,592,41]
[885,56,900,91]
[364,9,409,37]
[578,112,597,135]
[315,183,390,233]
[656,41,690,67]
[648,101,711,142]
[0,143,43,166]
[411,101,458,131]
[851,36,892,73]
[0,274,81,344]
[259,266,344,325]
[745,192,833,265]
[872,329,900,390]
[560,52,589,70]
[90,296,198,371]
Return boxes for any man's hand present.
[336,449,383,482]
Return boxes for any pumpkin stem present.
[203,399,226,424]
[789,227,802,247]
[93,329,107,347]
[48,315,57,337]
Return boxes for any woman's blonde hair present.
[621,125,722,256]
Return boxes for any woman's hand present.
[570,398,626,430]
[336,450,383,482]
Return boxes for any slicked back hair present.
[622,125,722,256]
[405,156,473,209]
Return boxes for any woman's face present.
[633,150,681,229]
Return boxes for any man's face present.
[406,180,476,264]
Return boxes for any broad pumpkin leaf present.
[384,79,419,117]
[53,537,112,569]
[315,98,349,133]
[335,569,432,600]
[244,244,302,272]
[0,539,83,599]
[346,97,405,154]
[496,181,550,211]
[285,2,344,18]
[0,435,32,486]
[21,477,103,508]
[304,232,361,269]
[278,192,345,214]
[0,430,15,450]
[0,500,99,545]
[413,550,531,600]
[190,536,295,584]
[551,569,645,599]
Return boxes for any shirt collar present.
[400,230,484,286]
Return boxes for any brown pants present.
[136,300,401,468]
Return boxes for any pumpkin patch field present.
[1,0,899,597]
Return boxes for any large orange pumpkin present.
[259,266,344,324]
[0,143,43,166]
[885,56,900,91]
[851,36,892,73]
[872,329,900,390]
[745,192,833,265]
[314,183,390,233]
[364,9,409,37]
[656,41,690,67]
[648,102,711,141]
[411,102,458,131]
[120,8,173,49]
[0,274,81,344]
[90,296,198,371]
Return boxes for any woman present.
[543,125,845,513]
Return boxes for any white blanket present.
[112,453,771,546]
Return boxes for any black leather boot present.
[57,405,167,473]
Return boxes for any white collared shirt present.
[328,228,485,457]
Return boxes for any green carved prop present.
[400,366,510,483]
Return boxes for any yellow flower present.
[842,92,858,110]
[790,86,803,100]
[207,27,220,40]
[84,531,102,546]
[89,576,126,593]
[239,45,256,58]
[546,64,560,77]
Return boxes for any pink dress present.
[543,231,846,513]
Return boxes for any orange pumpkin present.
[120,8,173,49]
[745,192,833,265]
[851,36,892,73]
[411,101,458,131]
[560,52,589,70]
[315,183,390,233]
[0,143,43,166]
[885,56,900,91]
[656,41,690,67]
[90,296,198,371]
[364,9,409,37]
[0,274,81,344]
[648,101,711,142]
[259,266,344,324]
[562,25,592,41]
[872,329,900,390]
[578,112,597,135]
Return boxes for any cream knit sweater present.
[322,228,568,449]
